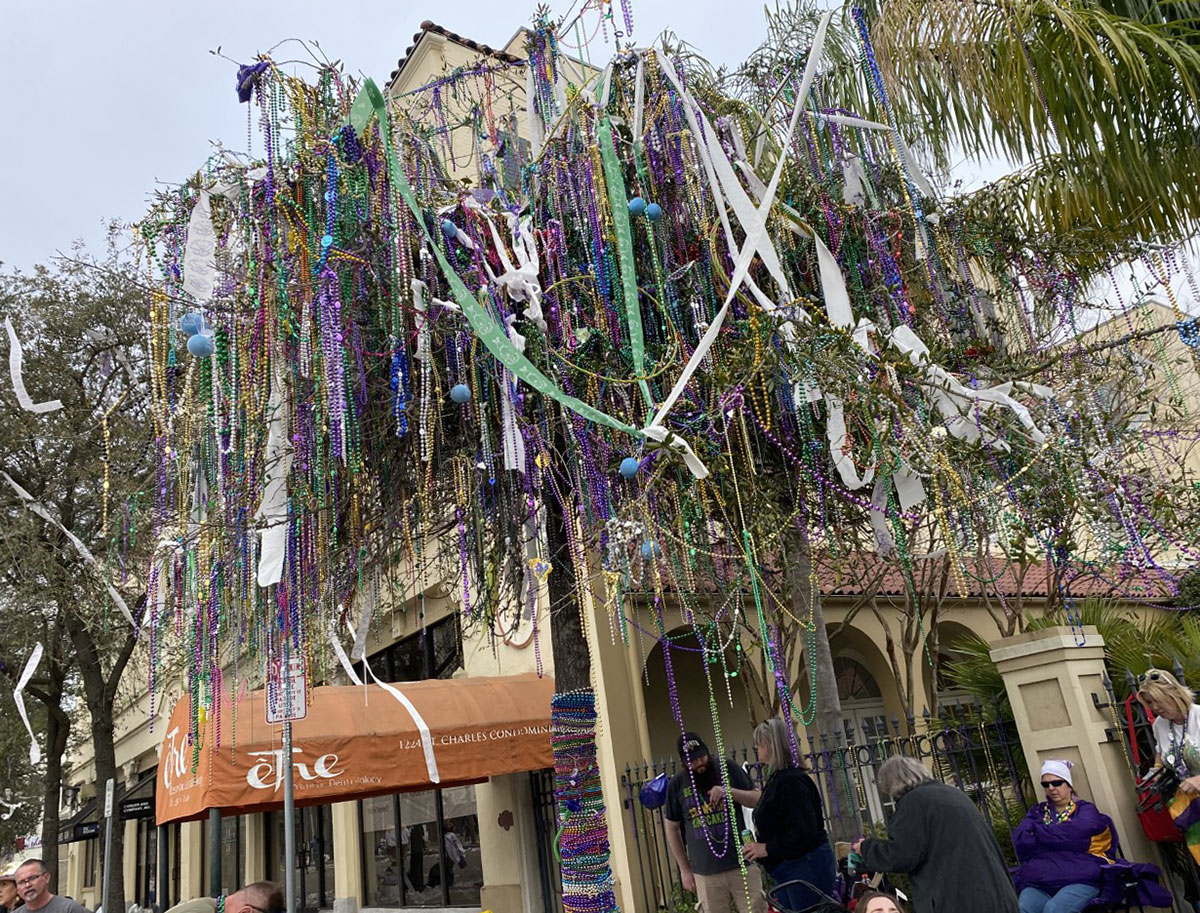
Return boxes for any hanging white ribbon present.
[632,56,646,144]
[359,651,440,784]
[647,13,834,443]
[330,630,364,686]
[183,190,218,305]
[5,318,62,414]
[14,642,44,765]
[525,66,545,157]
[1,471,135,627]
[255,376,293,588]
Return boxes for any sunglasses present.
[1042,779,1068,789]
[1139,670,1167,684]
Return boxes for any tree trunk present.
[790,533,861,840]
[39,703,69,882]
[546,478,590,693]
[70,624,135,913]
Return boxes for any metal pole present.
[156,824,169,911]
[283,720,296,913]
[208,808,222,897]
[101,779,115,913]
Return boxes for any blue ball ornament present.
[627,196,646,216]
[641,540,661,560]
[645,202,663,222]
[450,383,472,404]
[180,312,204,336]
[187,333,215,358]
[321,233,333,248]
[441,219,458,240]
[619,457,640,479]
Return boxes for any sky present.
[0,0,781,273]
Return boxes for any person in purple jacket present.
[1014,760,1114,913]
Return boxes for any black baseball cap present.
[678,732,711,763]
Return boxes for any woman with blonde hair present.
[736,718,835,911]
[1137,667,1200,863]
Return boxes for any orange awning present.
[155,673,554,824]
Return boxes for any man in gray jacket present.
[853,757,1019,913]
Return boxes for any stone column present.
[329,801,363,910]
[990,626,1156,867]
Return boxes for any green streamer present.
[597,117,654,413]
[361,79,644,441]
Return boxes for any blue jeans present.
[1019,884,1100,913]
[768,842,837,912]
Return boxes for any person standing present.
[1137,667,1200,863]
[739,719,836,911]
[852,756,1019,913]
[12,861,88,913]
[664,732,765,913]
[1,872,22,913]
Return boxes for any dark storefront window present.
[358,786,481,909]
[134,818,157,906]
[358,615,478,908]
[220,815,245,896]
[267,806,333,913]
[370,615,462,683]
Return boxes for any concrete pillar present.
[65,842,84,902]
[329,801,363,907]
[244,815,266,883]
[179,821,204,901]
[476,775,541,913]
[990,626,1156,866]
[123,820,138,903]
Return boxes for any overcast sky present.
[0,0,807,272]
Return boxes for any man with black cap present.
[664,732,764,913]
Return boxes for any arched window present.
[834,656,882,702]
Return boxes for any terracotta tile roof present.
[389,20,525,87]
[815,553,1178,602]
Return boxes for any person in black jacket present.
[738,718,835,911]
[853,756,1019,913]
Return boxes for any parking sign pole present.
[283,719,296,913]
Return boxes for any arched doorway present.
[640,627,755,761]
[833,653,890,824]
[835,655,891,744]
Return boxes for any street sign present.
[266,654,308,724]
[103,778,114,819]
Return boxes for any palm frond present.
[864,0,1200,247]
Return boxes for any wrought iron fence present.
[619,707,1032,912]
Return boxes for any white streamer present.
[14,642,43,765]
[183,190,218,305]
[255,377,293,588]
[330,630,364,686]
[360,652,440,783]
[2,472,135,627]
[5,318,62,414]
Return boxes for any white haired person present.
[739,719,835,911]
[851,756,1019,913]
[1137,667,1200,864]
[1012,761,1115,912]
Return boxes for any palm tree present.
[857,0,1200,262]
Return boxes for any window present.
[220,815,244,896]
[267,805,333,913]
[360,615,476,908]
[359,785,481,909]
[83,837,98,888]
[369,614,462,683]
